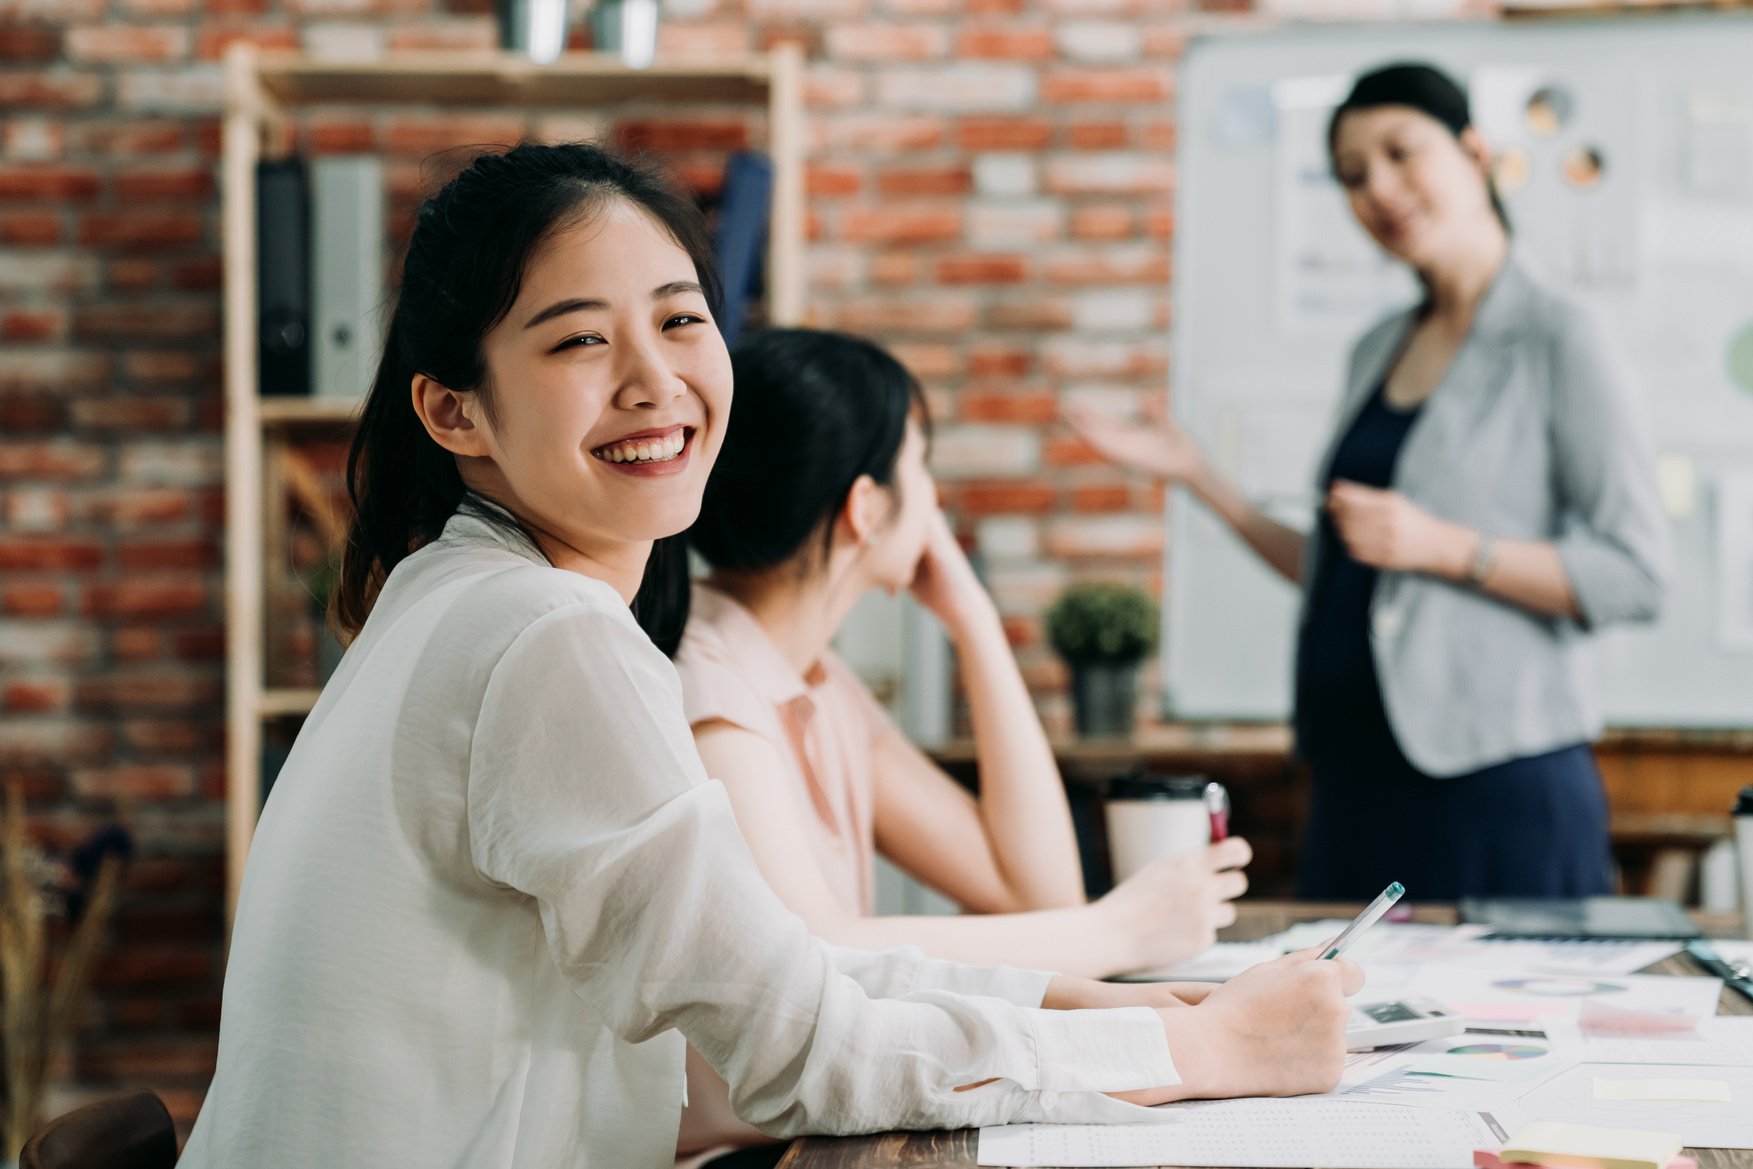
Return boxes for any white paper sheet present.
[976,1101,1506,1168]
[1316,1031,1574,1112]
[1118,940,1286,982]
[1546,1016,1753,1067]
[1400,967,1722,1030]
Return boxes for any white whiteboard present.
[1165,16,1753,727]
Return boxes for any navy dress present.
[1293,388,1614,902]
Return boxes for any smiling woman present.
[178,141,1371,1169]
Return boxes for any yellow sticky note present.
[1500,1120,1683,1169]
[1655,453,1695,519]
[1593,1076,1732,1103]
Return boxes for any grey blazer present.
[1297,255,1670,778]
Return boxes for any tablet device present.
[1458,896,1701,940]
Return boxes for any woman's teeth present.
[595,432,686,464]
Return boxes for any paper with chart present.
[1400,967,1723,1029]
[976,1100,1506,1168]
[1262,923,1678,977]
[1318,1031,1575,1112]
[1498,1062,1753,1148]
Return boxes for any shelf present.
[260,688,322,718]
[253,51,775,108]
[258,398,362,429]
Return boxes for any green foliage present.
[1044,582,1159,665]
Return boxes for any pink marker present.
[1204,781,1230,843]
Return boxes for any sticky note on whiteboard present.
[1655,453,1695,519]
[1593,1076,1732,1102]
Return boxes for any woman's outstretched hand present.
[1064,403,1208,486]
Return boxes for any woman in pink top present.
[670,329,1253,1166]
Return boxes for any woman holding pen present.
[1072,63,1668,902]
[180,143,1363,1168]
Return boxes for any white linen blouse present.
[179,506,1180,1169]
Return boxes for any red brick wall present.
[0,0,1499,1130]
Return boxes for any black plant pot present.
[1069,660,1138,738]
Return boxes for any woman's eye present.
[664,313,707,330]
[555,334,605,352]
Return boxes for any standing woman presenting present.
[1072,63,1668,901]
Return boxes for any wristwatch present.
[1465,533,1495,586]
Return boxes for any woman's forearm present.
[815,903,1134,980]
[1423,523,1582,621]
[954,607,1086,910]
[1186,464,1308,585]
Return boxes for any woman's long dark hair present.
[659,328,928,653]
[333,142,720,655]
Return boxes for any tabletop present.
[779,901,1753,1169]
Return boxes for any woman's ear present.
[411,373,492,458]
[1459,126,1493,181]
[840,474,888,548]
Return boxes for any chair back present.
[19,1090,177,1169]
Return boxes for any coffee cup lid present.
[1736,786,1753,816]
[1107,773,1208,801]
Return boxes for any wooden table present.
[780,901,1753,1169]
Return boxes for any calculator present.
[1345,997,1465,1050]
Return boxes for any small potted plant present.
[1044,582,1159,737]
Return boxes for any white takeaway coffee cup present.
[1104,774,1214,885]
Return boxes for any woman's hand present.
[907,509,996,636]
[1326,480,1470,577]
[1063,403,1209,486]
[1094,838,1252,974]
[1040,975,1216,1012]
[1116,950,1364,1105]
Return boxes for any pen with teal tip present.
[1320,881,1405,961]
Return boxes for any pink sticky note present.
[1476,1151,1698,1169]
[1577,999,1701,1037]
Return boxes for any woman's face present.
[470,199,731,573]
[1331,105,1496,270]
[862,416,937,594]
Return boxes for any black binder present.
[711,150,772,348]
[257,157,311,397]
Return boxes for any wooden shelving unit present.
[221,43,807,919]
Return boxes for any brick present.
[1044,152,1175,195]
[804,64,866,109]
[69,398,193,432]
[0,26,60,61]
[0,537,102,570]
[1070,483,1132,511]
[121,0,198,12]
[0,72,103,109]
[107,257,159,290]
[1141,118,1177,151]
[2,117,62,159]
[657,21,752,57]
[76,1038,216,1082]
[171,257,222,290]
[1056,21,1143,61]
[122,718,211,755]
[968,346,1032,377]
[4,677,69,712]
[958,117,1053,151]
[4,584,64,615]
[936,253,1028,284]
[115,67,226,113]
[65,25,190,63]
[876,65,1035,112]
[113,168,214,202]
[112,626,160,660]
[807,165,861,198]
[1044,0,1138,12]
[960,480,1055,514]
[76,667,219,711]
[2,306,67,341]
[72,765,196,801]
[0,440,105,479]
[886,342,960,380]
[967,201,1063,248]
[1042,337,1169,379]
[834,294,979,334]
[0,395,61,430]
[877,166,971,197]
[172,627,223,661]
[815,114,943,152]
[972,153,1036,197]
[983,562,1070,615]
[1071,289,1159,332]
[839,204,962,245]
[823,23,947,59]
[989,299,1073,330]
[956,26,1054,60]
[69,120,184,155]
[385,20,495,51]
[197,24,299,59]
[1,212,61,245]
[118,440,222,485]
[1142,25,1188,59]
[870,251,920,285]
[1147,208,1173,240]
[1043,244,1170,284]
[381,114,525,157]
[301,20,385,58]
[1044,433,1107,466]
[82,579,208,618]
[808,247,865,288]
[76,301,217,339]
[1070,204,1137,241]
[1001,615,1042,650]
[1043,514,1164,558]
[961,390,1058,424]
[611,116,750,152]
[0,718,110,764]
[1067,120,1129,149]
[0,621,101,665]
[0,166,100,200]
[1040,68,1173,104]
[75,486,195,526]
[116,537,216,569]
[305,118,374,154]
[78,212,205,249]
[975,516,1040,561]
[928,425,1040,479]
